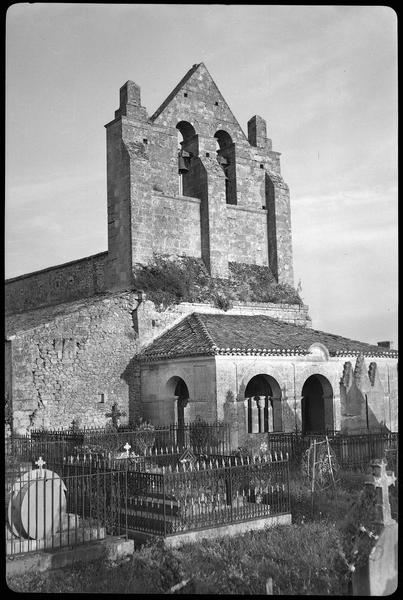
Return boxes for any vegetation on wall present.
[133,254,302,311]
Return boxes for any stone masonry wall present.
[5,252,108,315]
[226,205,268,266]
[10,293,139,433]
[130,194,202,263]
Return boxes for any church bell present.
[178,149,191,174]
[217,154,228,167]
[178,155,189,174]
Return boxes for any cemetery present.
[5,21,397,595]
[5,417,398,594]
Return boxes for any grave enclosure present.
[5,423,398,559]
[5,423,293,556]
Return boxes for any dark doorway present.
[301,375,333,434]
[175,378,189,447]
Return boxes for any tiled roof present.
[139,313,398,361]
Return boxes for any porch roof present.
[138,312,398,362]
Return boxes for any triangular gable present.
[150,63,201,121]
[150,62,249,143]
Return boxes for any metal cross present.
[105,403,126,427]
[124,442,131,457]
[35,456,46,476]
[366,459,396,525]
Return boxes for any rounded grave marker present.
[8,468,67,540]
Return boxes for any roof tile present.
[139,313,398,360]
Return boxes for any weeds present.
[133,254,302,311]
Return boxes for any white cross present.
[35,456,46,476]
[124,442,131,457]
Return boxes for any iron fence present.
[120,455,290,537]
[330,432,398,471]
[5,465,125,556]
[6,451,289,553]
[29,421,231,454]
[264,431,398,471]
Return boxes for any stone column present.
[256,397,265,433]
[251,397,259,433]
[267,398,274,433]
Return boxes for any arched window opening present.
[244,374,282,433]
[214,130,237,205]
[176,121,198,196]
[301,374,334,434]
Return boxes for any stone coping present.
[5,251,108,283]
[129,513,292,548]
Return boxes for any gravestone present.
[352,459,397,596]
[7,458,67,540]
[6,457,106,554]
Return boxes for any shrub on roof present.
[133,255,302,311]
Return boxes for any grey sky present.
[6,4,397,346]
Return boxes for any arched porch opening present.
[244,374,282,433]
[301,374,334,434]
[166,376,190,447]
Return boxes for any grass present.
[7,469,396,594]
[7,523,348,595]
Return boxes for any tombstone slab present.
[8,468,67,540]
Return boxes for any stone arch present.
[176,121,199,196]
[166,375,190,416]
[244,374,282,433]
[214,129,237,205]
[301,374,334,434]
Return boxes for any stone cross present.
[105,403,126,428]
[35,456,46,476]
[365,459,396,525]
[124,442,131,457]
[70,418,80,432]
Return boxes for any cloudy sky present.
[6,4,397,346]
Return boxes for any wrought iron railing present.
[5,465,124,556]
[29,421,231,454]
[6,451,290,554]
[123,456,290,536]
[264,431,398,470]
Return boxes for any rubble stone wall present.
[5,252,108,315]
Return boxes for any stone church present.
[5,63,398,443]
